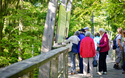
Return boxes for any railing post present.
[19,70,34,78]
[29,70,34,78]
[63,53,66,78]
[63,50,68,78]
[58,53,63,78]
[50,57,58,78]
[65,51,68,78]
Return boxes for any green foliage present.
[69,0,102,36]
[0,56,9,67]
[0,0,48,67]
[69,0,125,39]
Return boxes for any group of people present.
[65,27,125,77]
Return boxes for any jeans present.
[69,52,76,73]
[78,53,83,73]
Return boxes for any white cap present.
[84,27,89,30]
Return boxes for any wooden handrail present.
[0,44,72,78]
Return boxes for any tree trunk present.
[0,0,3,55]
[18,18,23,61]
[91,12,94,35]
[18,0,23,61]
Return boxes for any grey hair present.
[85,31,91,37]
[99,28,105,32]
[74,31,80,36]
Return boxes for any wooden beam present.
[66,0,73,12]
[41,0,58,53]
[61,0,67,8]
[50,57,58,78]
[40,0,58,77]
[0,44,71,78]
[65,0,73,37]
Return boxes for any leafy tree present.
[0,0,48,67]
[69,0,125,39]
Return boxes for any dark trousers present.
[78,53,83,73]
[123,61,125,71]
[99,51,108,72]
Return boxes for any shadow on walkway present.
[68,56,125,78]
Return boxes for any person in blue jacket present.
[78,28,85,73]
[84,27,93,39]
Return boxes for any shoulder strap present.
[115,35,119,39]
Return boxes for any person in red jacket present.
[97,28,109,75]
[80,31,95,77]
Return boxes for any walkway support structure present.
[0,0,73,78]
[40,0,58,78]
[0,44,72,78]
[40,0,73,77]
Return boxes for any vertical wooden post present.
[41,0,58,53]
[29,70,34,78]
[66,0,73,12]
[63,50,68,78]
[65,0,73,37]
[61,0,67,8]
[39,0,58,78]
[63,52,66,78]
[50,57,58,78]
[65,51,68,78]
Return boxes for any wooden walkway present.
[68,56,125,78]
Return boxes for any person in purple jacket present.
[77,28,85,73]
[97,28,110,75]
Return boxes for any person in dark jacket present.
[84,27,93,39]
[77,28,85,73]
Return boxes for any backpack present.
[93,58,98,67]
[113,35,119,50]
[71,43,78,53]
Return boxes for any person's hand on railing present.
[62,42,66,45]
[65,42,72,52]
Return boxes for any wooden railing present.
[0,44,72,78]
